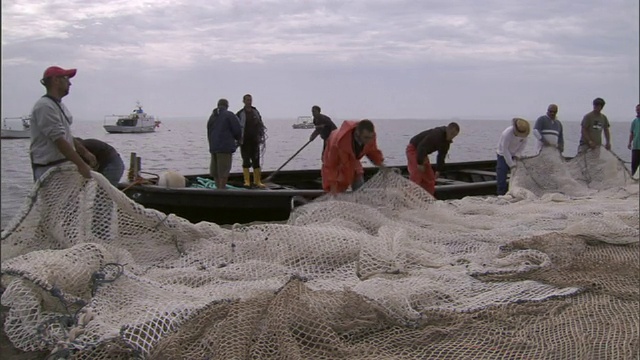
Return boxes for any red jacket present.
[321,121,384,193]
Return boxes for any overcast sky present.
[2,0,638,122]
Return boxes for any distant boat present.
[1,116,31,139]
[292,116,315,129]
[103,102,161,134]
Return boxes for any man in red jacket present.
[406,122,460,196]
[322,119,385,194]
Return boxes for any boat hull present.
[104,125,156,134]
[118,160,500,224]
[1,129,30,139]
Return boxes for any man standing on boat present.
[406,122,460,197]
[533,104,564,155]
[30,66,95,181]
[74,138,125,186]
[236,94,267,188]
[496,118,530,196]
[322,119,385,194]
[208,98,242,189]
[309,105,337,156]
[579,98,611,153]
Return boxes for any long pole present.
[264,139,314,183]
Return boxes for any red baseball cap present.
[42,66,77,80]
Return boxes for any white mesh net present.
[1,147,638,359]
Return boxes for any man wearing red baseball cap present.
[30,66,96,181]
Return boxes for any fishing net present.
[1,146,638,359]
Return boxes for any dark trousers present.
[496,155,510,195]
[321,140,328,158]
[241,142,261,169]
[632,149,640,176]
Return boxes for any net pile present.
[1,147,638,359]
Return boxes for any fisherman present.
[30,66,95,181]
[406,122,460,196]
[495,118,530,195]
[579,98,611,153]
[533,104,564,154]
[236,94,267,188]
[322,119,385,194]
[628,103,640,176]
[309,105,337,156]
[74,138,125,186]
[207,98,242,189]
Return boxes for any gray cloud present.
[2,0,638,121]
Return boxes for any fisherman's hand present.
[77,163,93,179]
[588,140,596,149]
[629,142,633,150]
[309,133,318,141]
[83,152,98,169]
[604,143,611,150]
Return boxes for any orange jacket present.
[321,120,384,193]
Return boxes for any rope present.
[91,263,126,297]
[121,176,153,192]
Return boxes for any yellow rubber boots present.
[253,168,266,188]
[243,168,251,187]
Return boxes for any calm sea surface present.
[1,117,633,229]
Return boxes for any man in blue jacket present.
[207,98,242,189]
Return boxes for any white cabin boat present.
[292,116,315,129]
[1,116,31,139]
[104,102,161,134]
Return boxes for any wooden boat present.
[118,160,499,225]
[292,116,315,129]
[1,116,30,139]
[104,102,161,134]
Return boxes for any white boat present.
[292,116,315,129]
[1,116,31,139]
[103,102,161,134]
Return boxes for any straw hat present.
[512,118,530,137]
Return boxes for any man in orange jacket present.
[322,119,385,194]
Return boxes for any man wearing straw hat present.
[495,118,530,195]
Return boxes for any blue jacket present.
[207,107,242,154]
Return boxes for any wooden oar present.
[264,139,314,183]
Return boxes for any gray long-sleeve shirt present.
[29,96,75,165]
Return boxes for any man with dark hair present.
[236,94,267,188]
[74,138,125,186]
[30,66,95,181]
[628,104,640,176]
[322,119,385,194]
[406,122,460,196]
[309,105,337,155]
[208,98,242,189]
[579,97,611,153]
